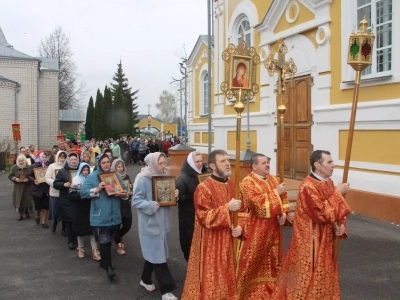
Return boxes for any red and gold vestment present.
[272,175,351,300]
[181,176,239,300]
[237,172,289,300]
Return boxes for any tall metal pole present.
[183,67,188,145]
[179,79,183,137]
[207,0,212,154]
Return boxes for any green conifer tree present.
[113,86,126,136]
[103,85,114,138]
[85,96,95,140]
[93,89,105,139]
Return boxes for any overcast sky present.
[0,0,208,114]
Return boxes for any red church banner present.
[12,124,21,142]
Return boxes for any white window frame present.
[200,71,209,116]
[341,0,398,89]
[235,17,252,47]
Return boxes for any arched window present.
[237,18,251,46]
[201,72,209,115]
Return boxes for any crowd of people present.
[8,140,351,300]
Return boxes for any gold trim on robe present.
[272,175,351,300]
[181,177,239,300]
[236,172,289,300]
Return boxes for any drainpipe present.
[37,61,40,148]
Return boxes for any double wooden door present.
[277,75,313,180]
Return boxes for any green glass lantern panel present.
[350,40,360,58]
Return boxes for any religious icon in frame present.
[34,167,47,183]
[98,172,124,197]
[196,172,211,184]
[69,170,78,183]
[124,179,132,194]
[230,54,253,90]
[152,176,177,207]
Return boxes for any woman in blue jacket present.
[80,154,127,281]
[132,152,179,300]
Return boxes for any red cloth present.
[272,175,351,300]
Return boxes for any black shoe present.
[68,243,75,250]
[35,218,40,225]
[62,230,68,237]
[106,267,116,281]
[42,223,49,229]
[17,215,23,221]
[51,222,57,233]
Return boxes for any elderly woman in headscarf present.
[176,151,208,261]
[69,163,101,260]
[53,152,80,250]
[80,154,127,281]
[27,151,51,228]
[8,154,32,220]
[132,152,179,300]
[111,158,133,255]
[45,151,67,233]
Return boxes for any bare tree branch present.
[38,26,86,109]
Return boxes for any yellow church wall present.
[202,132,214,144]
[194,132,201,144]
[274,0,315,34]
[193,44,214,121]
[137,118,162,130]
[329,1,399,104]
[163,124,177,136]
[227,130,257,151]
[338,130,400,165]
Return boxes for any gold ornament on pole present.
[220,39,260,267]
[264,38,297,264]
[334,17,375,267]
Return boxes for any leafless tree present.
[39,26,86,109]
[156,90,178,123]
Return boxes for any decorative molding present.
[227,0,258,39]
[315,25,330,45]
[194,50,213,71]
[214,3,224,19]
[0,81,17,89]
[286,1,300,24]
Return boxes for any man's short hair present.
[310,150,331,172]
[208,149,228,165]
[250,153,269,166]
[104,149,112,156]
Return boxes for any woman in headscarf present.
[53,152,80,250]
[176,151,208,261]
[8,155,32,220]
[69,163,101,260]
[132,152,179,300]
[80,154,128,281]
[45,151,67,233]
[27,151,51,228]
[111,158,133,255]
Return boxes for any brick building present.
[0,27,59,151]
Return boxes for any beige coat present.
[8,165,32,209]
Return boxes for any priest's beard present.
[215,165,231,178]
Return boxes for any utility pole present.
[207,0,212,154]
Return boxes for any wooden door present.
[278,75,312,180]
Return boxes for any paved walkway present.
[0,164,399,299]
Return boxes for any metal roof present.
[0,27,12,47]
[39,57,59,71]
[59,110,85,122]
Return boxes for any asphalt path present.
[0,163,399,299]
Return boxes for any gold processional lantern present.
[334,17,375,267]
[347,17,375,72]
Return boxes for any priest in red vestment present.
[272,150,351,300]
[181,149,243,300]
[237,153,289,300]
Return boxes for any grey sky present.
[0,0,207,114]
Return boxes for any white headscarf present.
[187,151,202,174]
[132,152,167,194]
[16,154,27,169]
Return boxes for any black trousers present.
[64,221,76,244]
[141,260,176,295]
[114,217,132,244]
